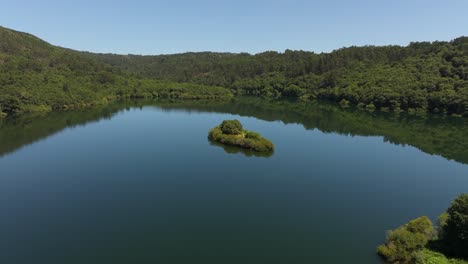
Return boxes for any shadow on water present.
[208,140,274,158]
[0,97,466,164]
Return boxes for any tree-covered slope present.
[0,27,232,117]
[88,39,468,116]
[93,37,468,115]
[1,26,467,117]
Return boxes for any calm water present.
[0,98,467,264]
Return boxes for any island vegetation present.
[377,194,468,264]
[0,26,467,118]
[208,119,274,153]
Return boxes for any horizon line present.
[2,25,466,57]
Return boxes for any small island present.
[208,120,274,153]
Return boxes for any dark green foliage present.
[377,216,434,263]
[208,120,274,153]
[441,194,468,258]
[407,217,435,236]
[0,27,232,117]
[1,26,467,117]
[414,249,467,264]
[283,84,306,97]
[85,36,468,116]
[339,98,350,108]
[245,131,261,140]
[378,194,468,263]
[437,212,449,238]
[0,95,21,114]
[219,119,243,135]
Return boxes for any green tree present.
[377,216,434,263]
[283,84,305,97]
[442,194,468,258]
[220,119,243,135]
[0,94,21,114]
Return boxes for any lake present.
[0,98,467,264]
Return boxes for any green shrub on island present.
[208,120,274,153]
[220,119,243,135]
[377,194,468,264]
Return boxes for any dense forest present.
[1,26,467,117]
[0,27,232,116]
[86,36,468,116]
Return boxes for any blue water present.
[0,100,467,264]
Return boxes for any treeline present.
[0,27,232,116]
[87,38,468,116]
[1,26,467,117]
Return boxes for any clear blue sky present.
[1,0,467,55]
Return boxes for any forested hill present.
[86,38,468,116]
[1,26,467,117]
[0,27,232,117]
